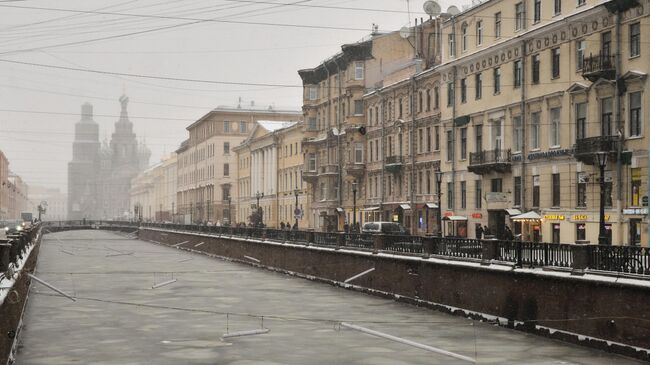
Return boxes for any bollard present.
[373,234,385,254]
[571,240,591,275]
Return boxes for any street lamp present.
[256,191,264,226]
[294,188,300,229]
[596,151,608,245]
[352,181,358,232]
[435,170,443,237]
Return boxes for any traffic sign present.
[294,208,302,217]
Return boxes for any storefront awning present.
[425,203,439,209]
[362,206,380,211]
[511,211,542,221]
[443,215,468,221]
[399,204,411,210]
[505,208,522,216]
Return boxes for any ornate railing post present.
[373,234,385,254]
[571,240,591,275]
[515,241,523,268]
[422,235,435,258]
[481,239,498,265]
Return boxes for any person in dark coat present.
[504,225,514,240]
[280,222,286,230]
[476,225,483,239]
[483,225,491,237]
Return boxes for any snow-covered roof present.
[257,120,297,132]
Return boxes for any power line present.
[0,58,302,87]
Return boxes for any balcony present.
[485,192,510,211]
[468,149,512,175]
[582,53,615,82]
[302,169,318,184]
[345,162,365,178]
[385,155,404,174]
[319,164,339,176]
[574,136,620,165]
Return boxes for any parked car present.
[361,222,409,235]
[1,220,24,235]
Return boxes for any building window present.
[354,100,363,115]
[354,143,363,163]
[554,0,561,15]
[513,116,523,152]
[601,97,613,136]
[223,121,231,133]
[434,86,440,109]
[494,12,501,38]
[475,73,482,99]
[515,3,524,31]
[355,62,364,80]
[530,111,540,149]
[369,141,374,161]
[223,142,230,155]
[448,34,456,58]
[309,86,317,100]
[447,182,454,209]
[447,82,454,107]
[476,20,483,45]
[426,127,432,152]
[435,126,440,150]
[222,186,230,200]
[475,125,483,152]
[491,178,502,192]
[534,0,541,23]
[426,89,431,111]
[460,127,467,160]
[604,174,613,208]
[552,173,561,207]
[460,78,467,103]
[551,47,560,79]
[576,223,586,241]
[418,91,423,113]
[461,23,468,52]
[514,176,521,206]
[513,60,522,88]
[460,181,467,209]
[308,153,316,171]
[550,107,561,147]
[398,98,403,119]
[630,91,642,137]
[576,102,587,140]
[446,130,453,161]
[239,121,247,133]
[493,67,501,94]
[418,129,423,153]
[577,172,587,207]
[533,175,540,208]
[631,167,642,206]
[602,31,611,58]
[223,163,230,177]
[308,117,317,130]
[578,0,586,5]
[630,22,640,57]
[475,180,482,209]
[531,54,540,84]
[576,39,585,70]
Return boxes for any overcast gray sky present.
[0,0,467,192]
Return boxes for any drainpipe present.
[615,11,623,244]
[451,65,457,215]
[333,59,343,227]
[379,88,385,220]
[410,76,417,232]
[520,40,527,217]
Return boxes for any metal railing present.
[582,53,615,75]
[41,221,650,277]
[469,149,512,166]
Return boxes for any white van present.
[361,222,409,235]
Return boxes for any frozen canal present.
[16,230,643,364]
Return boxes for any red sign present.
[471,213,483,219]
[444,212,454,217]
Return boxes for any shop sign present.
[544,214,565,220]
[471,213,483,219]
[572,214,588,221]
[444,212,454,217]
[623,208,648,215]
[524,148,574,161]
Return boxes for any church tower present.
[67,102,100,219]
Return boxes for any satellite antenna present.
[423,1,441,17]
[399,26,413,39]
[447,5,460,15]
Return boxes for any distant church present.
[67,95,150,220]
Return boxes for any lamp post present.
[352,181,358,232]
[256,191,264,226]
[435,170,443,237]
[596,152,608,245]
[294,188,300,229]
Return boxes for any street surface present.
[16,230,644,364]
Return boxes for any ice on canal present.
[15,230,644,364]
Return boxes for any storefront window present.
[631,168,642,206]
[576,223,586,241]
[552,223,561,244]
